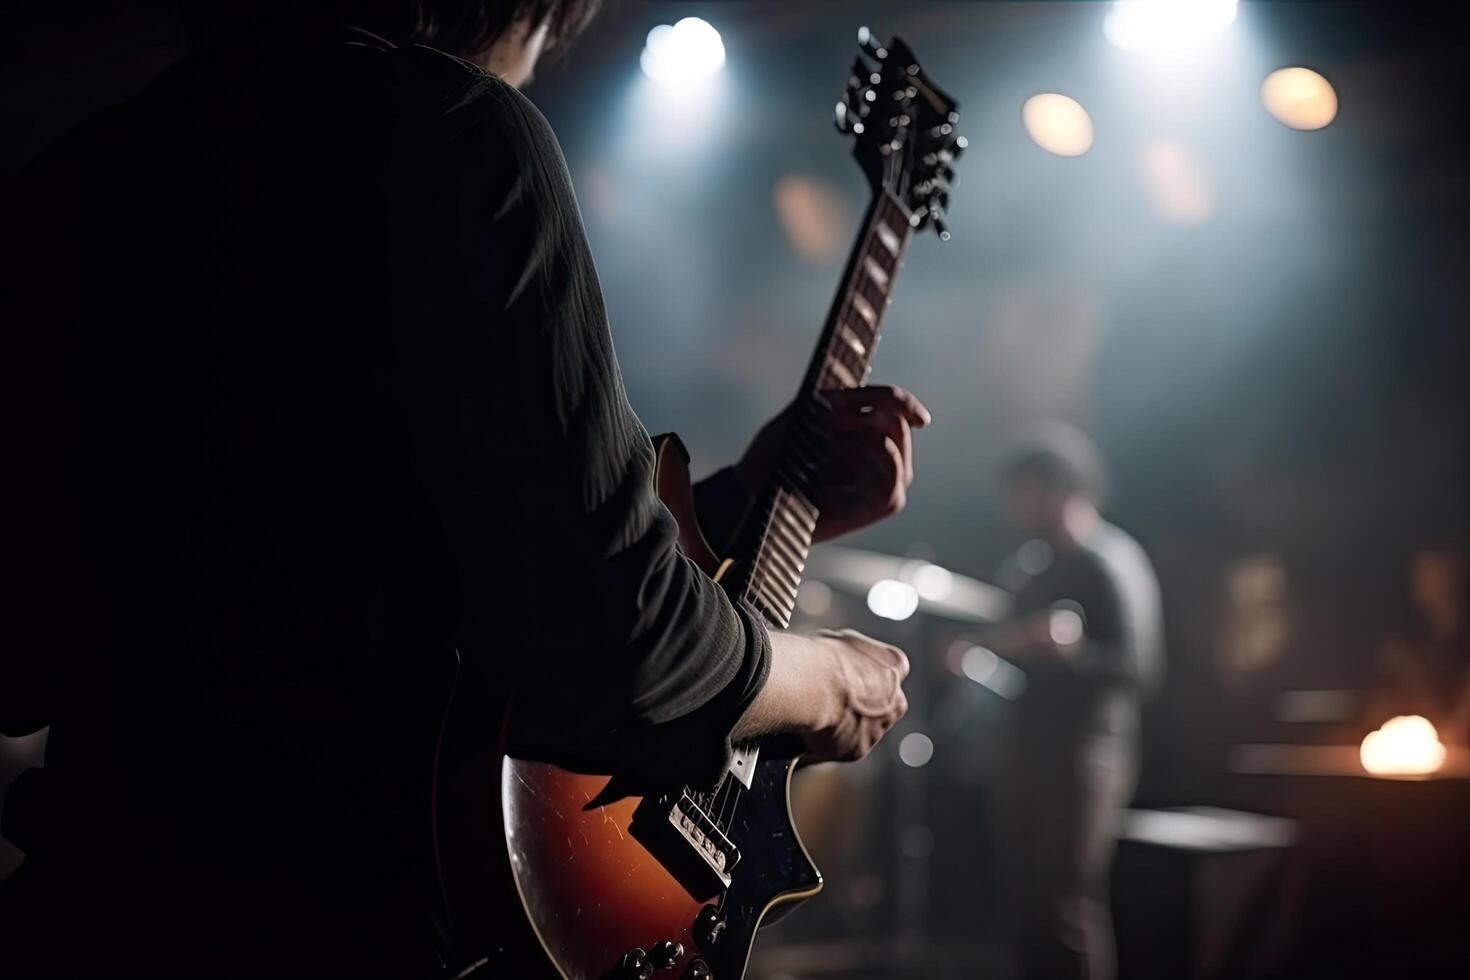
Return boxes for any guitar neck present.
[727,190,915,628]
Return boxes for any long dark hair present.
[376,0,602,57]
[177,1,602,60]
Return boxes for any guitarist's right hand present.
[735,629,910,763]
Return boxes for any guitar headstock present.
[834,27,966,240]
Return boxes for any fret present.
[767,523,810,571]
[776,485,818,524]
[837,321,869,359]
[822,356,860,389]
[861,254,891,291]
[873,219,902,258]
[760,566,802,609]
[776,511,823,549]
[757,565,799,606]
[729,193,915,634]
[762,523,806,573]
[825,330,865,368]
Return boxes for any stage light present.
[910,562,955,601]
[1261,67,1338,131]
[867,578,919,621]
[1139,140,1213,226]
[898,732,935,768]
[1104,0,1239,55]
[1360,715,1446,776]
[1049,607,1086,646]
[796,580,834,617]
[961,645,1029,700]
[961,645,999,684]
[640,17,726,91]
[1022,93,1094,158]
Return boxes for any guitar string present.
[708,194,904,842]
[703,86,933,851]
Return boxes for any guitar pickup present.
[630,792,741,902]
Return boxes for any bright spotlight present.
[1104,0,1239,55]
[867,579,920,622]
[898,732,935,768]
[1021,93,1094,158]
[911,562,955,601]
[640,17,726,91]
[1049,608,1086,646]
[1261,67,1338,131]
[1360,715,1446,777]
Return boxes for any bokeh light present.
[1261,67,1339,131]
[1049,608,1086,646]
[911,562,955,601]
[898,732,935,768]
[867,578,920,621]
[640,17,726,91]
[1360,715,1446,776]
[1022,93,1095,157]
[796,579,834,617]
[1104,0,1239,55]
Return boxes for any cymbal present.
[804,545,1012,624]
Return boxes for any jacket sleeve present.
[1065,557,1138,687]
[443,71,769,788]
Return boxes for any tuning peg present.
[934,216,951,241]
[952,135,968,158]
[834,101,869,136]
[857,26,888,61]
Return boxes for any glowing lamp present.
[1021,93,1094,157]
[1104,0,1239,55]
[640,17,726,90]
[1261,67,1338,131]
[867,578,920,622]
[1359,715,1446,776]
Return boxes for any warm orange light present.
[1261,67,1338,131]
[1360,715,1446,776]
[1022,93,1094,157]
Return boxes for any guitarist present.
[1,2,923,976]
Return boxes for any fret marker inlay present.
[874,221,901,257]
[862,255,890,290]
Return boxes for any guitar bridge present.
[630,792,741,902]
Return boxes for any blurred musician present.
[988,422,1164,980]
[1369,546,1470,744]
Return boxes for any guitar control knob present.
[649,940,684,969]
[681,959,711,980]
[620,949,654,980]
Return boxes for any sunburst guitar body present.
[433,27,964,980]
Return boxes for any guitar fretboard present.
[730,191,915,628]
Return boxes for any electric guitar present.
[433,28,963,980]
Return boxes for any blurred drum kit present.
[752,547,1020,979]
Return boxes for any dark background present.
[3,2,1466,976]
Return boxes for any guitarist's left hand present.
[736,385,932,543]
